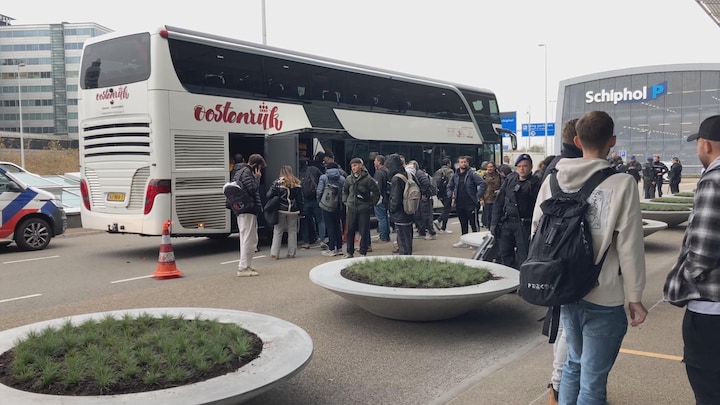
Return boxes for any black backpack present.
[301,169,318,200]
[519,167,615,343]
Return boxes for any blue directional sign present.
[521,123,555,137]
[500,112,517,137]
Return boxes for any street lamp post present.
[538,44,548,156]
[17,62,26,168]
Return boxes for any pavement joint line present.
[3,255,59,264]
[220,255,265,265]
[619,348,682,361]
[0,294,42,304]
[111,275,154,284]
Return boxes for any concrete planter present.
[309,255,519,321]
[643,219,668,237]
[641,210,691,228]
[0,308,313,404]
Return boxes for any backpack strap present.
[541,306,561,344]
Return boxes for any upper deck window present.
[80,33,150,89]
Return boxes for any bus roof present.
[84,25,495,97]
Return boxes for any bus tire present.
[15,217,52,251]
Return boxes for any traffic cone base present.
[153,220,183,279]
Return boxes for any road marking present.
[0,294,42,304]
[3,255,60,264]
[619,348,682,361]
[111,275,154,284]
[221,255,265,265]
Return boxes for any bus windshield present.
[461,90,501,143]
[80,33,151,89]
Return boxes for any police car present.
[0,166,67,250]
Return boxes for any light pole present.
[17,62,26,168]
[261,0,267,45]
[538,44,548,156]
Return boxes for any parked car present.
[0,161,29,174]
[0,167,67,250]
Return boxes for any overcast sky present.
[5,0,720,131]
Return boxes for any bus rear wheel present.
[15,217,52,251]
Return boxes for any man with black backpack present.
[299,158,326,250]
[433,158,455,234]
[373,155,391,243]
[526,110,647,404]
[409,160,436,240]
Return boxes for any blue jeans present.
[374,203,390,241]
[301,199,325,243]
[559,301,627,405]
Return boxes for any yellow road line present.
[619,348,682,361]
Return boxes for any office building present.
[1,16,111,140]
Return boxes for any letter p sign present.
[651,81,667,100]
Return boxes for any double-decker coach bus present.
[78,25,515,238]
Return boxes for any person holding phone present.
[233,153,266,276]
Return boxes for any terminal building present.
[556,63,720,174]
[0,15,110,140]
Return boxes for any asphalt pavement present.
[4,179,699,404]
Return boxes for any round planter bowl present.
[641,210,691,228]
[643,219,668,237]
[0,308,313,404]
[309,255,520,321]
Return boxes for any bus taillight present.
[145,179,171,215]
[80,179,91,211]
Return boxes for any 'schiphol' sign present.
[585,81,667,105]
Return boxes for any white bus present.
[78,26,515,238]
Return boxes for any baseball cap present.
[647,157,653,162]
[515,153,532,166]
[630,155,636,159]
[349,157,364,165]
[687,115,720,142]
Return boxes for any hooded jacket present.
[231,163,262,215]
[342,167,380,212]
[316,168,345,209]
[531,158,646,306]
[386,154,415,224]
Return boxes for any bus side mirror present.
[510,133,518,150]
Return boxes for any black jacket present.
[267,179,303,214]
[492,172,541,227]
[232,163,262,214]
[386,154,415,224]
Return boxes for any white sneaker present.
[452,241,467,248]
[237,268,259,277]
[321,250,334,257]
[425,234,436,240]
[433,220,442,231]
[333,249,343,256]
[320,242,329,250]
[444,229,453,234]
[343,252,354,259]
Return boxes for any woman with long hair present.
[266,165,304,259]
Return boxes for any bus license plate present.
[107,193,126,202]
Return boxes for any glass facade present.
[558,65,720,175]
[0,22,111,139]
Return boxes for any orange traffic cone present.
[153,220,183,279]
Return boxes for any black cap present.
[349,157,364,165]
[687,115,720,142]
[515,153,532,166]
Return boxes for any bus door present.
[264,132,299,186]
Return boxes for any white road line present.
[111,275,154,284]
[221,255,266,265]
[3,255,60,264]
[0,294,42,304]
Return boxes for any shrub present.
[640,203,691,212]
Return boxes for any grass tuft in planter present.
[0,313,262,396]
[673,192,695,198]
[640,203,691,211]
[650,197,694,204]
[341,257,496,288]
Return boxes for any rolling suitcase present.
[472,233,499,262]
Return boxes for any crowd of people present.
[225,111,720,405]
